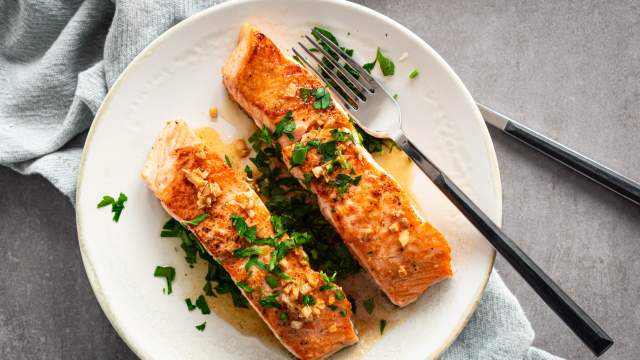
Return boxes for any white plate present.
[76,0,500,358]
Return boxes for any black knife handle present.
[396,133,614,357]
[503,120,640,206]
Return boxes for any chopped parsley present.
[97,192,128,222]
[363,298,375,315]
[203,281,214,296]
[327,174,362,196]
[224,154,232,167]
[248,125,361,277]
[362,61,375,73]
[340,309,347,317]
[265,274,280,288]
[300,87,331,110]
[182,213,209,226]
[230,214,257,243]
[153,266,176,294]
[233,246,266,258]
[279,311,289,322]
[237,281,254,293]
[160,220,249,308]
[409,69,419,79]
[195,322,206,331]
[273,111,296,140]
[245,255,268,273]
[302,294,316,306]
[393,94,399,100]
[362,47,395,76]
[303,173,314,186]
[335,290,346,301]
[195,294,210,314]
[319,271,338,291]
[380,319,387,335]
[244,165,253,179]
[185,298,196,311]
[291,143,309,166]
[259,293,282,309]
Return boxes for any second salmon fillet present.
[222,24,453,307]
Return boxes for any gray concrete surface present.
[1,0,639,359]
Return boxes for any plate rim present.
[75,0,501,358]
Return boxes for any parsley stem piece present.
[380,319,387,335]
[225,154,232,167]
[363,298,375,315]
[182,213,209,226]
[97,192,128,222]
[195,294,211,314]
[409,69,419,79]
[153,266,176,295]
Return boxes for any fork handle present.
[394,133,613,357]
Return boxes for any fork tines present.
[293,29,379,110]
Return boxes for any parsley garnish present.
[273,111,296,140]
[233,246,266,258]
[302,294,316,306]
[279,311,289,322]
[318,139,338,160]
[195,322,206,331]
[244,165,253,179]
[319,271,338,291]
[291,143,309,166]
[224,154,232,167]
[195,294,210,314]
[245,255,268,273]
[362,47,395,76]
[409,69,419,79]
[153,266,176,294]
[380,319,387,335]
[340,309,347,317]
[266,275,280,289]
[203,281,214,296]
[259,293,282,309]
[97,192,128,222]
[299,87,332,110]
[335,290,346,301]
[160,220,249,308]
[230,214,257,243]
[237,281,254,293]
[245,126,361,279]
[185,298,196,311]
[327,174,362,196]
[182,213,209,226]
[362,61,375,74]
[363,298,375,315]
[303,173,314,186]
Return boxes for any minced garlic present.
[398,229,410,247]
[209,106,218,119]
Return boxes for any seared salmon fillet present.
[222,24,453,307]
[141,121,357,360]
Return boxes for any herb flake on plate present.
[153,266,176,295]
[97,192,128,222]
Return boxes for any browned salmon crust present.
[142,121,357,360]
[222,24,453,307]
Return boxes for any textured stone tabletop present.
[1,1,638,359]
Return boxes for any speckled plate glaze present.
[76,0,500,358]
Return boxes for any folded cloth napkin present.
[0,1,563,359]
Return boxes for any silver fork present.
[293,29,613,357]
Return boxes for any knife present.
[478,103,640,206]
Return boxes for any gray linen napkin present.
[0,1,562,359]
